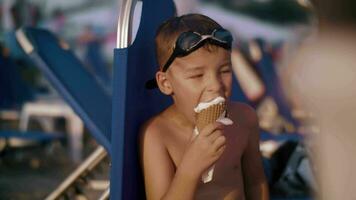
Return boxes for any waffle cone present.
[196,102,227,132]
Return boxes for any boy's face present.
[164,46,232,124]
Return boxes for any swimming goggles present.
[146,28,233,89]
[162,28,233,72]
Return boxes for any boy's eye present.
[221,69,231,73]
[220,67,232,74]
[190,74,203,78]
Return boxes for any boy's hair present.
[155,14,223,70]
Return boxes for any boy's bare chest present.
[165,125,249,174]
[165,125,249,199]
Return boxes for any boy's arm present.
[139,126,199,200]
[241,109,269,200]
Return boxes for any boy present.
[140,14,269,200]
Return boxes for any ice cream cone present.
[193,96,231,183]
[196,102,227,132]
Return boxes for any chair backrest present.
[230,73,250,103]
[16,28,112,152]
[110,0,175,199]
[0,47,33,109]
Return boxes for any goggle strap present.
[162,51,178,72]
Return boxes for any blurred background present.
[0,0,337,199]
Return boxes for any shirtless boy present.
[140,14,269,200]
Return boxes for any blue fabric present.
[0,50,33,109]
[3,31,28,60]
[0,130,63,141]
[85,40,111,91]
[20,28,112,152]
[230,73,249,103]
[110,0,175,199]
[260,131,303,142]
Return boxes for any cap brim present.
[145,78,158,89]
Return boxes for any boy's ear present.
[156,71,173,95]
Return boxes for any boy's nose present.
[206,74,224,94]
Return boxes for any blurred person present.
[2,0,19,59]
[28,4,42,27]
[2,0,38,60]
[231,47,265,103]
[238,38,298,134]
[285,0,356,199]
[51,9,66,34]
[1,0,43,31]
[78,25,111,92]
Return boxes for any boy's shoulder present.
[228,101,258,128]
[139,108,172,144]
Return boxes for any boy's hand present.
[178,122,226,180]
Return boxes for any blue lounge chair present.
[111,0,175,198]
[16,27,112,199]
[0,43,63,153]
[16,1,174,198]
[0,43,33,109]
[16,28,112,152]
[17,0,175,199]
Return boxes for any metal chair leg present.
[98,187,110,200]
[45,146,107,200]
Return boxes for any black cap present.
[145,78,158,89]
